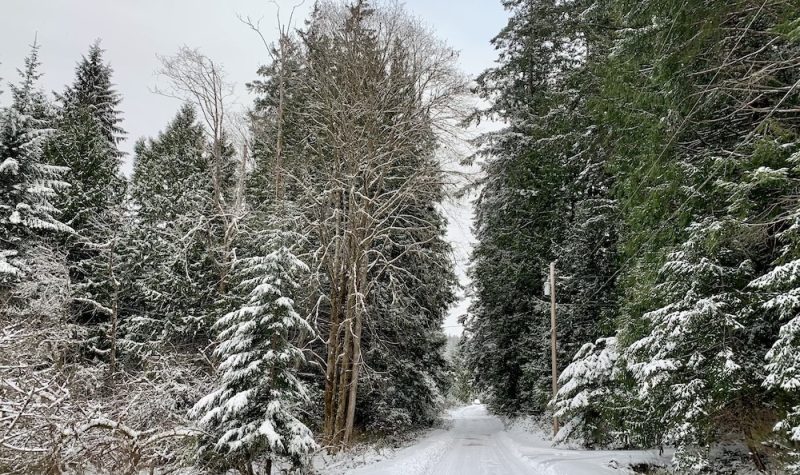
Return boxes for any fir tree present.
[123,104,220,351]
[465,0,608,416]
[0,42,70,285]
[46,41,126,323]
[748,151,800,471]
[49,41,125,230]
[553,336,620,447]
[191,241,316,474]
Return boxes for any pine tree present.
[624,219,757,468]
[606,1,800,468]
[449,339,474,404]
[246,32,307,210]
[49,42,125,228]
[748,151,800,471]
[0,42,70,285]
[191,241,316,474]
[470,0,800,470]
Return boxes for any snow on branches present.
[191,244,316,471]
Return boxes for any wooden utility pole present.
[549,261,559,437]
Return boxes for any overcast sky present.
[0,0,509,336]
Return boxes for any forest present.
[3,0,800,474]
[1,1,464,473]
[464,0,800,473]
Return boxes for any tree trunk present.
[343,256,367,445]
[274,36,286,203]
[322,284,340,443]
[107,225,119,383]
[332,303,354,446]
[343,307,363,445]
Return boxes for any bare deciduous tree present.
[155,47,243,293]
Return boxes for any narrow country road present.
[347,404,670,475]
[424,404,536,475]
[349,404,533,475]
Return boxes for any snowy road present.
[347,404,670,475]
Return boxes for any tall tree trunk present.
[274,35,286,203]
[323,283,340,442]
[343,252,367,444]
[333,302,354,445]
[107,224,119,383]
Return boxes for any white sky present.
[0,0,509,336]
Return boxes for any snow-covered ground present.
[337,404,671,475]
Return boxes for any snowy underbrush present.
[0,309,211,474]
[501,413,585,447]
[500,413,779,474]
[312,418,447,474]
[502,414,544,436]
[504,413,783,474]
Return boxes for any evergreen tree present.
[465,0,612,416]
[46,42,126,323]
[751,199,800,472]
[553,336,620,447]
[449,339,474,404]
[625,219,756,468]
[191,241,316,474]
[123,104,220,351]
[246,32,307,210]
[539,0,800,471]
[246,1,464,444]
[472,0,800,470]
[0,43,70,285]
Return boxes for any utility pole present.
[549,261,559,437]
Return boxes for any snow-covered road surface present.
[346,404,670,475]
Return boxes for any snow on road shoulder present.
[501,415,672,475]
[312,425,451,475]
[346,432,452,475]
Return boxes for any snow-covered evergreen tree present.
[751,247,800,471]
[48,42,124,227]
[749,152,800,471]
[465,0,612,417]
[191,240,316,473]
[123,104,220,351]
[0,43,70,285]
[623,218,757,469]
[46,41,126,323]
[553,336,621,446]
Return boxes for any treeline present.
[464,0,800,472]
[0,1,463,473]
